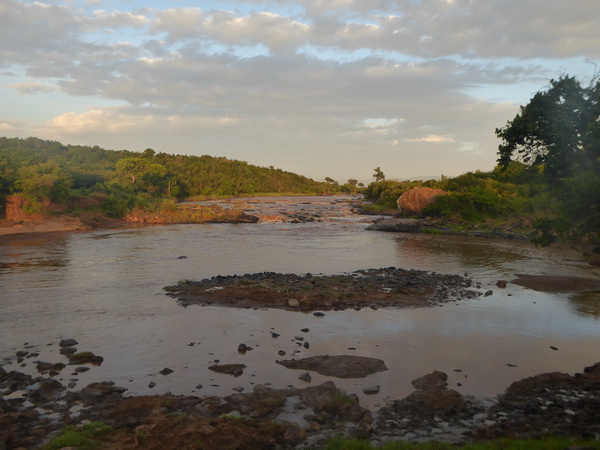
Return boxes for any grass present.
[44,422,113,450]
[325,436,600,450]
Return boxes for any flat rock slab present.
[366,218,423,232]
[512,274,600,293]
[276,355,387,378]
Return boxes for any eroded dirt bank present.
[2,360,599,448]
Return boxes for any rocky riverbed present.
[165,267,485,311]
[2,349,599,448]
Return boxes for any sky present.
[1,0,599,183]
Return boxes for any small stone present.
[75,367,90,373]
[496,280,507,288]
[288,299,300,308]
[59,339,79,348]
[60,347,77,355]
[238,343,252,354]
[550,345,558,351]
[278,350,286,356]
[301,328,310,333]
[363,385,380,395]
[148,381,156,388]
[233,386,244,392]
[159,367,174,376]
[303,342,309,349]
[299,372,312,383]
[271,332,280,338]
[313,312,325,317]
[195,384,203,389]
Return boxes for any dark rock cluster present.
[165,267,483,311]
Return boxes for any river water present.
[1,196,599,409]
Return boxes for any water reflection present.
[569,291,600,318]
[1,201,599,406]
[0,234,70,273]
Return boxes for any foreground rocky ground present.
[2,356,599,449]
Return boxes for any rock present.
[363,385,380,395]
[366,218,423,233]
[299,372,312,383]
[36,361,65,373]
[397,187,448,217]
[59,339,79,348]
[33,378,64,401]
[67,352,103,365]
[60,347,77,355]
[277,355,387,378]
[288,299,300,308]
[313,312,325,317]
[159,368,174,376]
[195,384,203,389]
[238,343,252,354]
[209,364,246,377]
[496,280,507,288]
[411,371,448,391]
[233,386,244,392]
[148,381,156,388]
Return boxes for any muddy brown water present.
[1,196,599,409]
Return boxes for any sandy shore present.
[0,215,89,237]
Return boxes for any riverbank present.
[2,354,599,448]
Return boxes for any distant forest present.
[0,137,341,218]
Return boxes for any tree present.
[373,167,385,182]
[496,74,600,247]
[324,177,335,184]
[496,75,600,181]
[14,161,73,203]
[116,158,150,184]
[347,179,358,187]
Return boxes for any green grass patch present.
[44,422,114,450]
[325,436,600,450]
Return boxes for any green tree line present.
[0,137,338,218]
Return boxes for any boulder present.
[397,187,448,217]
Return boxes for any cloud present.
[406,135,456,143]
[0,0,598,179]
[9,82,57,95]
[0,121,17,131]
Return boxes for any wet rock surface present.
[165,267,482,311]
[2,360,600,448]
[277,355,388,378]
[511,273,600,293]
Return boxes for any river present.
[1,196,599,409]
